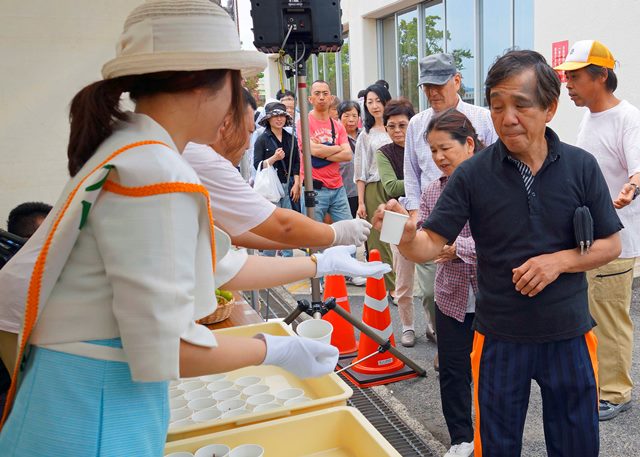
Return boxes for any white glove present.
[314,245,391,279]
[257,333,339,379]
[330,219,371,247]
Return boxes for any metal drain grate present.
[342,375,440,457]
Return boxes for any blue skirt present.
[0,339,169,456]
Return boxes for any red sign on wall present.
[552,40,569,83]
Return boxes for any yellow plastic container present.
[164,406,401,456]
[167,321,353,442]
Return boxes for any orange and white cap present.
[554,40,615,71]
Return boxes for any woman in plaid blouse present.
[418,108,484,457]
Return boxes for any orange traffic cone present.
[352,249,404,374]
[322,275,358,355]
[336,249,418,387]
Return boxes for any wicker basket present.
[197,297,235,325]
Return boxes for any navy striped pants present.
[471,331,599,457]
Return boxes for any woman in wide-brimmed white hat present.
[0,2,390,455]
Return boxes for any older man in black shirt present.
[376,50,622,457]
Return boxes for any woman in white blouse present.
[0,2,389,455]
[354,84,395,291]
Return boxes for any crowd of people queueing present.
[241,39,639,457]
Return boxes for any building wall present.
[0,1,137,226]
[535,0,640,144]
[5,1,639,225]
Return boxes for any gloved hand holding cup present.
[256,333,338,378]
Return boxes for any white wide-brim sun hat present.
[102,0,267,80]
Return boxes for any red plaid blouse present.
[419,175,478,322]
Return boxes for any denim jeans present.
[263,181,293,257]
[300,185,352,223]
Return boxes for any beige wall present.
[0,1,137,226]
[535,0,640,144]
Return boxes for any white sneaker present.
[346,275,366,286]
[444,441,473,457]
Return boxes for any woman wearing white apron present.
[0,2,390,456]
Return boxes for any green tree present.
[397,14,473,103]
[244,72,264,105]
[398,17,419,106]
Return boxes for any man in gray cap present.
[402,53,497,455]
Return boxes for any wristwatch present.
[631,183,640,200]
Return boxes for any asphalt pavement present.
[285,270,640,457]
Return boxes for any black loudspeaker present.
[250,0,343,55]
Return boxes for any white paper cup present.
[274,387,305,404]
[252,402,280,413]
[195,444,231,457]
[207,380,234,393]
[169,418,194,429]
[380,210,410,244]
[283,396,311,407]
[296,319,333,345]
[241,384,270,399]
[170,397,188,410]
[165,452,194,457]
[233,376,262,388]
[221,408,250,419]
[169,389,184,399]
[192,407,222,422]
[213,388,241,403]
[229,444,265,457]
[217,398,246,412]
[246,393,276,410]
[170,407,192,422]
[199,374,227,383]
[184,388,211,401]
[180,380,205,392]
[187,397,216,411]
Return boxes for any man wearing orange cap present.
[556,40,640,421]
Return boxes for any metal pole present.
[246,248,260,310]
[296,61,322,305]
[330,304,427,377]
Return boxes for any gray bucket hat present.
[417,53,457,86]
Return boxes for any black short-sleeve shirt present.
[423,128,623,342]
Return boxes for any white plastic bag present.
[254,162,285,203]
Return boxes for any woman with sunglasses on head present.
[0,2,390,455]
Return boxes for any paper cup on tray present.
[241,384,270,399]
[229,444,264,457]
[195,444,231,457]
[187,397,216,411]
[274,387,305,404]
[296,319,333,345]
[379,210,409,244]
[192,407,222,422]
